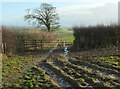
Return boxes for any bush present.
[72,25,120,50]
[2,26,58,55]
[2,26,18,55]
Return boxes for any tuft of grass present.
[3,67,59,88]
[2,54,45,83]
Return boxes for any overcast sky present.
[1,0,119,28]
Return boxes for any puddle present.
[63,41,72,64]
[77,65,93,71]
[39,66,71,87]
[85,82,89,86]
[63,41,94,88]
[55,78,70,87]
[62,41,119,87]
[39,66,56,78]
[94,79,100,83]
[70,75,75,78]
[80,82,93,88]
[84,66,93,71]
[36,41,71,88]
[63,41,69,54]
[96,70,119,78]
[81,66,119,79]
[49,60,61,70]
[108,74,119,79]
[74,63,119,79]
[64,48,69,55]
[65,57,72,64]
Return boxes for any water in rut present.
[39,66,71,87]
[63,41,93,88]
[63,41,119,79]
[38,40,71,88]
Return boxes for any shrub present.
[2,26,18,55]
[2,26,58,55]
[72,25,120,50]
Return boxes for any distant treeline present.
[72,25,120,50]
[2,26,58,55]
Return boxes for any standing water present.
[39,66,71,88]
[63,40,71,64]
[63,40,94,88]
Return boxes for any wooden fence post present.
[34,40,37,51]
[2,42,6,54]
[41,40,43,50]
[19,36,25,53]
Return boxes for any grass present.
[2,26,120,88]
[62,36,75,43]
[2,46,120,88]
[23,28,75,43]
[55,29,73,38]
[3,67,59,88]
[30,28,74,38]
[2,54,45,84]
[55,29,74,42]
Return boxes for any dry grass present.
[2,26,58,55]
[19,30,58,41]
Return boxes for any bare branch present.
[24,3,60,31]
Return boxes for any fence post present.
[41,40,43,50]
[18,36,25,53]
[22,39,25,52]
[2,42,6,54]
[34,40,37,51]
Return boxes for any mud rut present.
[37,41,120,88]
[6,40,120,88]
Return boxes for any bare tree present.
[24,3,60,32]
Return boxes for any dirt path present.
[43,41,120,88]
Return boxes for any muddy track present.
[50,57,120,86]
[30,66,61,88]
[67,58,120,78]
[36,41,88,88]
[4,40,120,88]
[56,41,120,88]
[72,56,120,72]
[36,41,120,88]
[49,59,98,87]
[38,61,81,88]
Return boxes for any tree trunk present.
[47,25,51,32]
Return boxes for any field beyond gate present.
[18,40,73,52]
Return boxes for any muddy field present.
[2,41,120,89]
